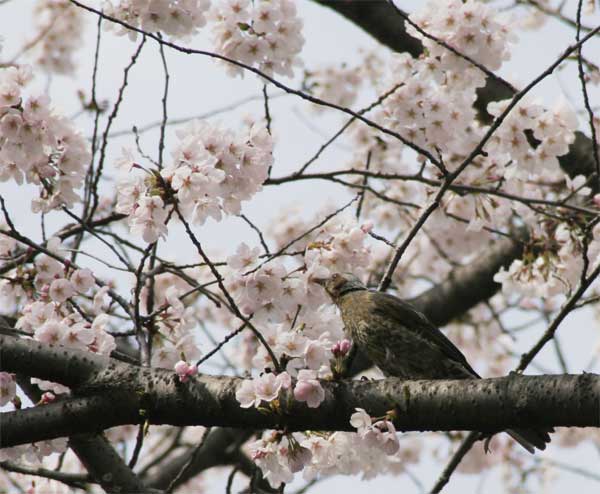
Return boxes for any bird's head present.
[312,272,366,302]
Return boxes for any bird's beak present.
[311,276,327,287]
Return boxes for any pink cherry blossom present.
[235,379,259,409]
[293,370,324,408]
[254,372,290,402]
[0,372,16,406]
[174,360,198,383]
[49,278,75,303]
[70,268,94,293]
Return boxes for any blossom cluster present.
[0,437,68,465]
[103,0,211,39]
[305,63,363,110]
[0,65,90,212]
[104,0,304,78]
[116,120,273,242]
[217,211,396,483]
[495,220,600,300]
[486,98,577,178]
[32,0,85,74]
[141,273,202,369]
[226,218,370,320]
[18,301,116,363]
[407,0,513,71]
[0,236,115,387]
[221,213,370,376]
[248,409,405,489]
[0,372,16,407]
[236,368,325,410]
[0,238,118,461]
[367,0,514,160]
[209,0,304,77]
[350,408,400,455]
[379,52,485,159]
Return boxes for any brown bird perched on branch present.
[313,272,551,453]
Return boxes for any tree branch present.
[2,335,598,448]
[410,233,526,326]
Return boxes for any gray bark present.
[2,335,599,448]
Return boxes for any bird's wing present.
[371,292,480,378]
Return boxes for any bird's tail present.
[506,428,553,453]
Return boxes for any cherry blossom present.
[48,278,75,303]
[104,0,212,39]
[0,372,16,407]
[116,120,273,240]
[305,62,362,109]
[407,0,514,71]
[32,1,85,74]
[210,0,304,77]
[293,370,325,408]
[350,408,400,456]
[250,435,294,488]
[0,65,90,212]
[235,371,291,408]
[70,268,94,293]
[174,360,198,382]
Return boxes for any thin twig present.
[240,214,270,254]
[575,0,600,190]
[355,150,372,219]
[128,422,147,469]
[295,83,402,176]
[174,205,282,372]
[157,35,170,169]
[429,432,480,494]
[195,322,248,368]
[89,36,146,219]
[165,427,212,494]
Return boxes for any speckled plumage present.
[315,273,552,453]
[339,289,479,380]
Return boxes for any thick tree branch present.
[2,336,599,448]
[410,234,525,326]
[14,375,151,494]
[313,1,422,57]
[143,428,253,490]
[2,334,109,387]
[69,434,155,494]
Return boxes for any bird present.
[313,272,551,453]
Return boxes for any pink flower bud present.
[174,360,197,382]
[331,339,351,357]
[41,392,56,404]
[339,339,351,355]
[241,304,254,316]
[360,221,374,233]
